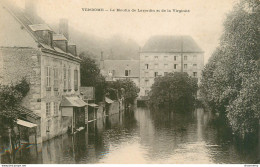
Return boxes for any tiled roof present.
[16,106,41,119]
[0,0,80,61]
[142,35,203,53]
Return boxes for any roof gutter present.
[41,48,82,63]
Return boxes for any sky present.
[12,0,238,63]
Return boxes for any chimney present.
[59,19,69,40]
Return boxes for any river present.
[0,107,259,164]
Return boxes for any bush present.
[149,72,198,111]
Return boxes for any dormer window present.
[53,34,68,52]
[29,24,53,47]
[68,43,77,56]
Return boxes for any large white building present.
[139,36,204,97]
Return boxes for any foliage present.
[149,72,198,110]
[200,0,260,137]
[0,78,30,125]
[107,79,139,105]
[79,53,107,102]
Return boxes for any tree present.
[107,79,139,106]
[200,0,260,137]
[0,78,30,125]
[79,53,107,102]
[0,78,30,159]
[149,72,198,111]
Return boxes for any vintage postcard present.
[0,0,259,165]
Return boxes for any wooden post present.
[72,108,74,134]
[8,128,14,163]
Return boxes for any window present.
[174,64,177,69]
[184,64,187,69]
[46,66,51,90]
[174,56,177,61]
[74,70,78,91]
[145,72,149,77]
[54,67,58,91]
[109,70,116,76]
[155,56,158,60]
[68,67,71,91]
[164,64,168,69]
[46,102,51,118]
[155,64,158,69]
[193,72,197,77]
[164,56,168,60]
[184,56,187,60]
[46,120,51,132]
[154,72,158,77]
[63,66,67,91]
[145,90,149,96]
[193,64,197,68]
[125,70,131,76]
[193,55,197,60]
[145,64,149,69]
[145,79,149,87]
[164,72,168,76]
[54,102,58,116]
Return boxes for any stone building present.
[100,56,140,87]
[0,1,85,142]
[139,35,204,96]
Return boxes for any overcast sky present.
[13,0,238,63]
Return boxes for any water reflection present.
[0,107,259,164]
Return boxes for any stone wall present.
[108,101,120,115]
[40,52,80,142]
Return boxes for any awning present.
[17,119,37,128]
[105,97,114,104]
[16,106,41,119]
[87,103,99,108]
[60,96,87,107]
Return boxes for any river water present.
[1,107,259,164]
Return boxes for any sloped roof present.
[16,106,41,119]
[142,35,203,53]
[0,0,81,61]
[29,24,52,31]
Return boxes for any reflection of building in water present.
[0,0,86,143]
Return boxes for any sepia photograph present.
[0,0,259,165]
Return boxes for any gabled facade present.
[139,35,204,96]
[0,1,85,142]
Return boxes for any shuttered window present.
[74,69,78,91]
[54,67,58,90]
[46,102,51,118]
[46,66,51,91]
[68,67,71,90]
[63,66,67,91]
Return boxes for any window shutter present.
[45,66,48,87]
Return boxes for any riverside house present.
[0,0,86,143]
